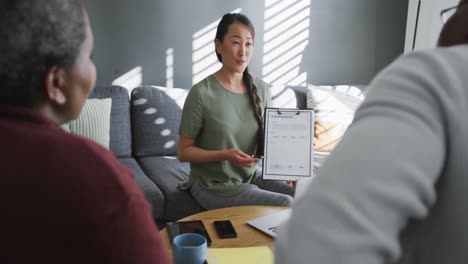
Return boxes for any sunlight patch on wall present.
[166,48,174,88]
[192,8,242,85]
[270,84,299,108]
[112,66,143,95]
[263,0,310,86]
[265,0,285,7]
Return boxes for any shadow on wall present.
[301,0,407,85]
[262,0,311,86]
[301,0,377,85]
[84,0,264,90]
[83,0,407,91]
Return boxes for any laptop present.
[247,209,292,237]
[248,152,328,237]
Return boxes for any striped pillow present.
[68,98,112,148]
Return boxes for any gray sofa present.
[88,84,311,224]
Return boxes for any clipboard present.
[262,108,314,181]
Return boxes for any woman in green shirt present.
[177,13,294,210]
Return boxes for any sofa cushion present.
[137,156,204,221]
[118,157,165,219]
[67,98,112,148]
[131,86,188,157]
[89,85,132,157]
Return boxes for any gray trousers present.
[190,173,295,210]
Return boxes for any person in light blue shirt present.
[276,1,468,263]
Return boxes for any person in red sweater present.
[0,1,170,263]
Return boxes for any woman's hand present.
[287,180,298,187]
[224,148,261,167]
[178,134,262,165]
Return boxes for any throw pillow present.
[90,85,132,158]
[67,98,112,149]
[307,85,364,152]
[131,85,188,157]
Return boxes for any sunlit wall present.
[262,0,310,86]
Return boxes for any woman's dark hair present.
[0,0,85,107]
[215,13,265,155]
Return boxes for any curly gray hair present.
[0,0,85,107]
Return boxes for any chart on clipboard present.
[262,108,314,181]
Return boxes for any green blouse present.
[179,74,271,196]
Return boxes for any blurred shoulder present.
[370,45,468,92]
[384,45,468,76]
[189,75,218,98]
[52,129,123,172]
[52,130,140,196]
[360,45,468,116]
[192,75,217,90]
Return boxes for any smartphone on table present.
[166,220,212,246]
[213,220,238,239]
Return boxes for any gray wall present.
[83,0,408,88]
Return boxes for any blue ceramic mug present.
[172,233,207,264]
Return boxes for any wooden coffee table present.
[160,205,287,254]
